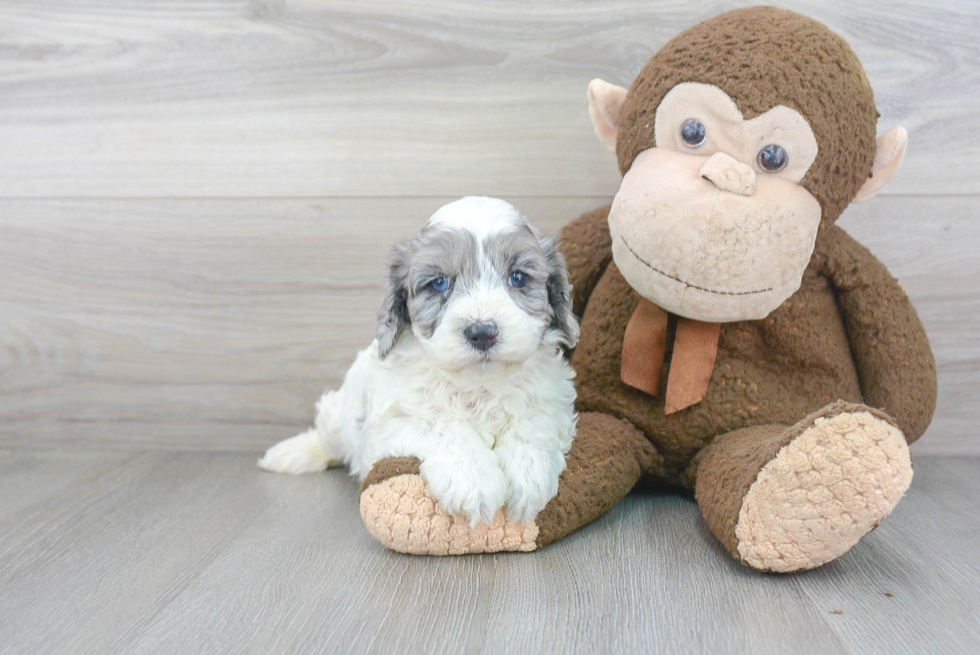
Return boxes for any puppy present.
[259,197,580,526]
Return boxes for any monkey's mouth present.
[620,236,773,297]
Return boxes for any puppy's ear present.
[541,236,580,349]
[376,243,410,360]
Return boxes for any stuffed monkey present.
[357,6,937,572]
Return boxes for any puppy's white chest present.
[441,388,516,448]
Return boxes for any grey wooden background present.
[1,0,978,455]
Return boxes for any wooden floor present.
[0,450,978,655]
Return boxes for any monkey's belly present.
[571,263,863,477]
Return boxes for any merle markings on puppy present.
[259,196,579,527]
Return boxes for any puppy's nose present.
[464,322,499,351]
[700,151,756,196]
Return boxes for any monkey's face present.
[608,83,822,322]
[589,8,906,322]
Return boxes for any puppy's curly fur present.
[259,197,579,526]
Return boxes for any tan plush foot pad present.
[359,474,539,555]
[736,411,913,572]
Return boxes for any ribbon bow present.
[621,298,721,414]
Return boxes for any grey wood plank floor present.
[1,450,978,655]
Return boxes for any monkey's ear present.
[853,127,908,203]
[588,79,629,152]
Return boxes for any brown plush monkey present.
[357,7,937,572]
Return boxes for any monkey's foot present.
[735,406,913,572]
[358,458,539,555]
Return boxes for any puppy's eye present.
[431,276,450,293]
[758,144,788,173]
[681,118,706,148]
[508,271,529,288]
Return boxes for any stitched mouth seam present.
[620,237,773,296]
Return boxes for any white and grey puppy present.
[259,196,580,525]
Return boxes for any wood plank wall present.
[1,1,978,454]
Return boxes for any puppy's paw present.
[496,444,566,523]
[420,454,507,527]
[258,429,335,474]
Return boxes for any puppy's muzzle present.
[464,321,499,352]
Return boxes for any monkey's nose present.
[464,321,499,351]
[700,152,756,196]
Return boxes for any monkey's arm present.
[559,204,613,316]
[818,226,937,443]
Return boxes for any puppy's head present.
[377,197,578,370]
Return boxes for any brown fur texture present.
[536,412,664,547]
[359,456,421,495]
[814,228,938,438]
[616,6,878,230]
[693,424,790,559]
[561,204,614,314]
[568,209,936,481]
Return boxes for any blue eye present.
[758,144,788,172]
[681,118,706,148]
[508,271,529,288]
[431,276,450,293]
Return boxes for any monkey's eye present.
[431,276,451,293]
[508,271,529,289]
[681,119,706,148]
[758,144,789,173]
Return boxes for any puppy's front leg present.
[495,416,570,523]
[414,423,507,528]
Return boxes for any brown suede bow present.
[621,298,721,414]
